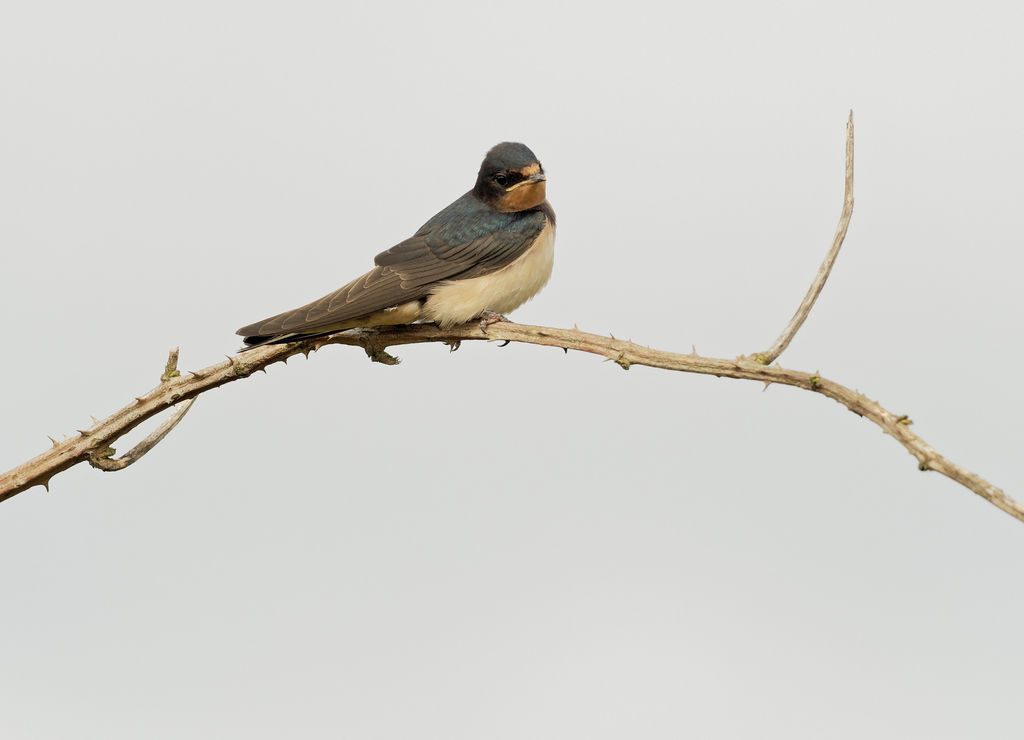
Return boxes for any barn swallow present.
[236,142,555,348]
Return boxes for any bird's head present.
[473,142,547,212]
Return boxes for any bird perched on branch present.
[236,142,555,348]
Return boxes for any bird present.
[236,142,555,348]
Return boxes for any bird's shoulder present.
[374,192,553,271]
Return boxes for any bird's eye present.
[494,173,508,186]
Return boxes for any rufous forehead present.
[516,163,542,176]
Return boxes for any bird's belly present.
[421,223,555,329]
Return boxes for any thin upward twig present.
[753,111,855,364]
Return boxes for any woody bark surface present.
[2,114,1018,524]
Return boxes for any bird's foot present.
[478,311,509,333]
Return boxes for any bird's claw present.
[479,311,509,333]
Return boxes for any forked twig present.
[88,399,196,471]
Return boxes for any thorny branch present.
[1,321,1018,522]
[1,114,1018,525]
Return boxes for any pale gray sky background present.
[2,1,1023,738]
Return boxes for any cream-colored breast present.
[421,222,555,329]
